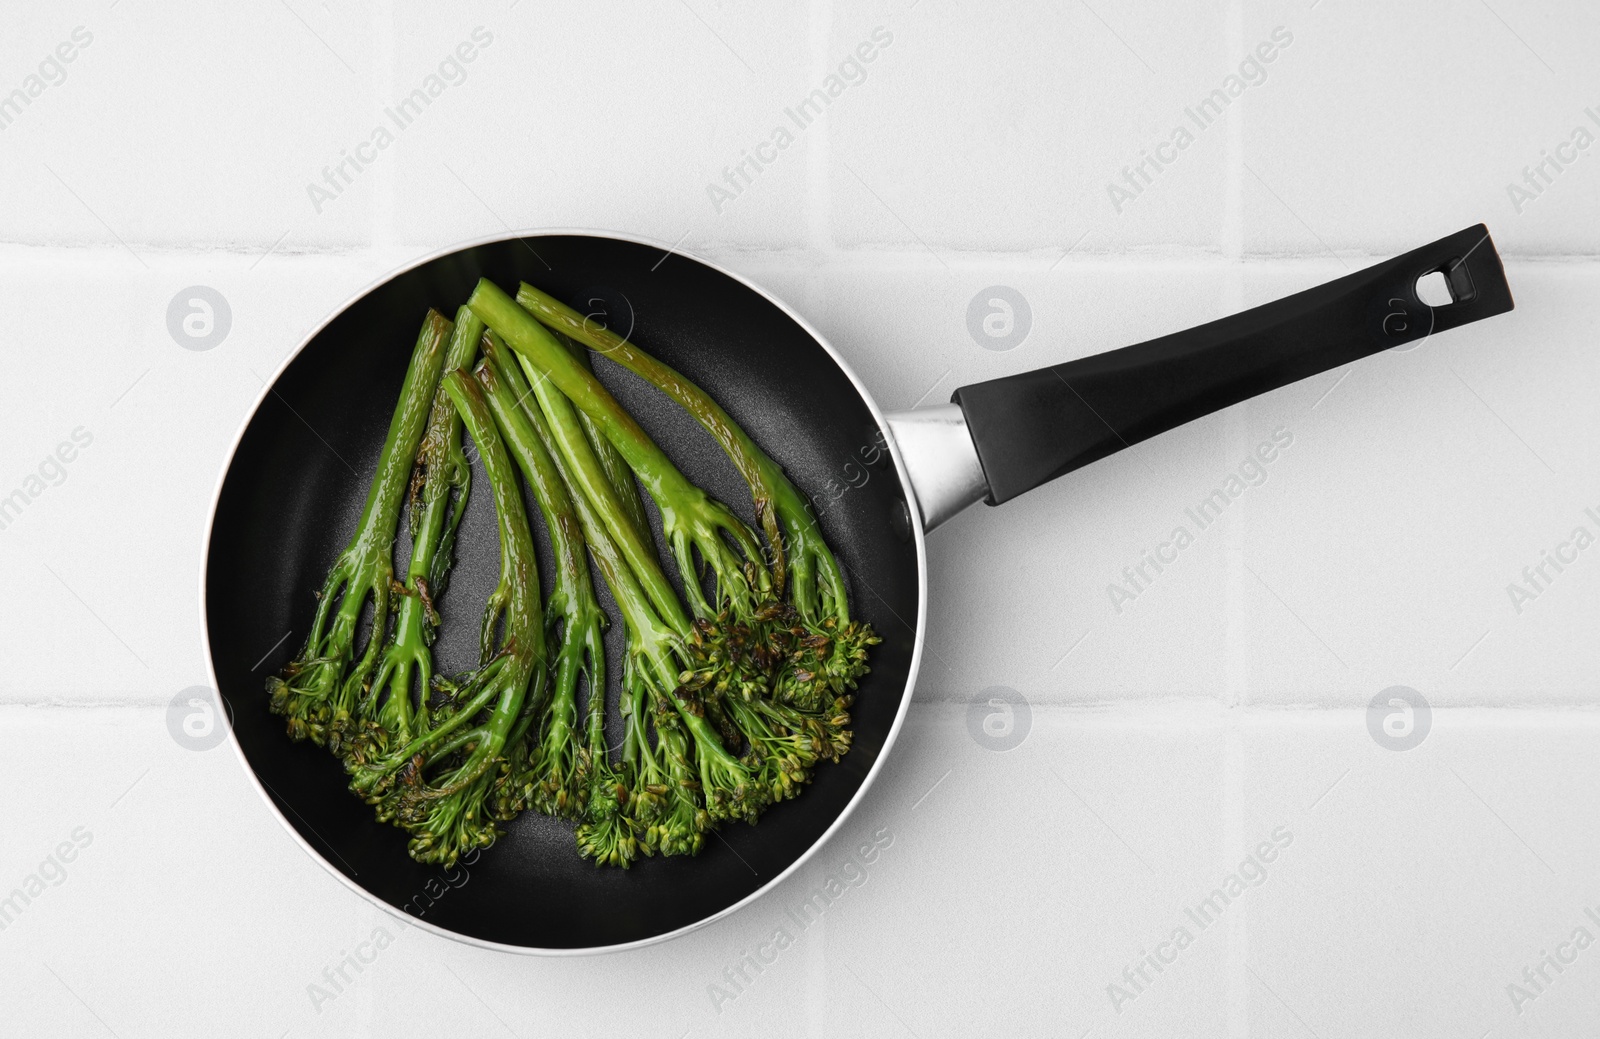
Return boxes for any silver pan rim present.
[198,227,930,956]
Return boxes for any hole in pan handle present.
[949,223,1514,507]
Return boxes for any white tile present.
[1244,708,1600,1038]
[1241,0,1600,257]
[0,246,412,704]
[1233,260,1600,705]
[381,0,817,253]
[828,0,1231,253]
[0,2,384,250]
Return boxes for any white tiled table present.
[4,1,1599,1036]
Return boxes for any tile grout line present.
[373,0,397,254]
[807,0,833,257]
[1221,0,1250,720]
[1,241,1599,266]
[1221,0,1248,717]
[1223,2,1250,1033]
[1224,713,1249,1039]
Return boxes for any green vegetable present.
[557,328,653,544]
[504,317,851,837]
[468,278,771,623]
[355,306,483,757]
[270,278,879,870]
[513,282,878,712]
[476,333,607,824]
[480,348,645,864]
[499,318,763,839]
[348,370,547,866]
[268,311,452,752]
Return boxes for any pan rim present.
[198,227,930,956]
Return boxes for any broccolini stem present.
[443,370,544,659]
[554,327,653,546]
[269,310,452,749]
[366,669,504,776]
[483,314,689,633]
[513,360,764,828]
[514,282,854,622]
[468,278,769,619]
[378,371,546,865]
[476,340,608,819]
[366,306,483,746]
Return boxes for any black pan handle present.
[950,224,1514,505]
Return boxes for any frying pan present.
[204,225,1513,954]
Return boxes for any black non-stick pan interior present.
[205,235,921,949]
